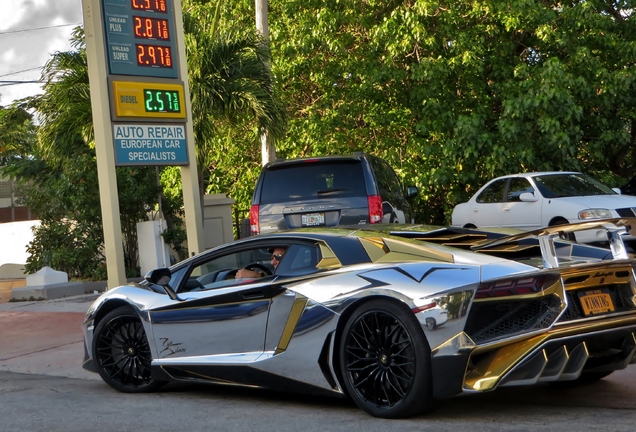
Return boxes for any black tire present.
[93,305,165,393]
[339,299,433,418]
[550,217,576,241]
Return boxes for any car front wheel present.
[93,305,165,393]
[339,299,433,418]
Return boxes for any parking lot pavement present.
[0,293,101,381]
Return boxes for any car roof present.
[492,171,582,181]
[264,153,371,168]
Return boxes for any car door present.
[147,246,280,362]
[367,156,412,223]
[500,177,542,230]
[471,178,508,227]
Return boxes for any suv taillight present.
[368,195,383,224]
[249,204,260,235]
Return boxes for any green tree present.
[2,2,289,273]
[0,105,37,168]
[182,0,287,217]
[220,0,636,224]
[3,29,163,278]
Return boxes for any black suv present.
[248,153,418,235]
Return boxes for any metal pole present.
[255,0,275,165]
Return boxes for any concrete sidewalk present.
[0,293,101,381]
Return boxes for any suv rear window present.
[259,160,367,203]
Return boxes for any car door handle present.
[241,291,265,300]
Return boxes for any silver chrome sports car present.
[83,218,636,418]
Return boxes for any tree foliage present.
[182,0,286,218]
[217,0,636,224]
[1,29,165,279]
[3,1,636,279]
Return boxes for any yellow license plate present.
[578,289,614,316]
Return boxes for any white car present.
[451,171,636,244]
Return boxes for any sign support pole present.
[82,0,127,288]
[173,1,204,256]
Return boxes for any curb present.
[11,280,107,301]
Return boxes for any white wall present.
[137,220,171,275]
[0,220,39,267]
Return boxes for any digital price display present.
[131,0,167,13]
[133,16,170,40]
[136,44,172,68]
[111,80,186,120]
[102,0,178,78]
[144,88,180,113]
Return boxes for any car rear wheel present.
[93,305,165,393]
[339,299,433,418]
[550,217,576,241]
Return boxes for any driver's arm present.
[236,268,263,279]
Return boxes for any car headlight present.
[578,209,613,220]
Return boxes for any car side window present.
[275,244,321,276]
[179,247,274,293]
[369,156,404,197]
[506,178,534,202]
[476,179,507,203]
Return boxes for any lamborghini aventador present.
[83,218,636,418]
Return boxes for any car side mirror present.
[145,268,171,286]
[519,192,539,202]
[612,188,622,195]
[145,268,181,301]
[406,186,419,199]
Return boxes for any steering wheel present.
[243,263,273,276]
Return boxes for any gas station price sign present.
[111,80,186,120]
[102,0,178,78]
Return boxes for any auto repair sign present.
[113,124,188,166]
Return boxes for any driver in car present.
[236,247,286,279]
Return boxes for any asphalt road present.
[1,370,636,431]
[1,293,636,430]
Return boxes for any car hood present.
[554,194,636,208]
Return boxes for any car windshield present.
[533,173,616,198]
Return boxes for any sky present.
[0,0,83,106]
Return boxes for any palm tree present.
[182,0,287,200]
[29,28,93,168]
[0,105,37,169]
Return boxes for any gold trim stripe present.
[275,296,308,355]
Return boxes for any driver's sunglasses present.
[272,253,283,262]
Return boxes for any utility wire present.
[0,81,40,87]
[0,66,43,79]
[0,22,80,36]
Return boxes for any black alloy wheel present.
[339,299,433,418]
[93,306,165,393]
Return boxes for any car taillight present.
[368,195,383,224]
[249,204,260,235]
[474,274,560,299]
